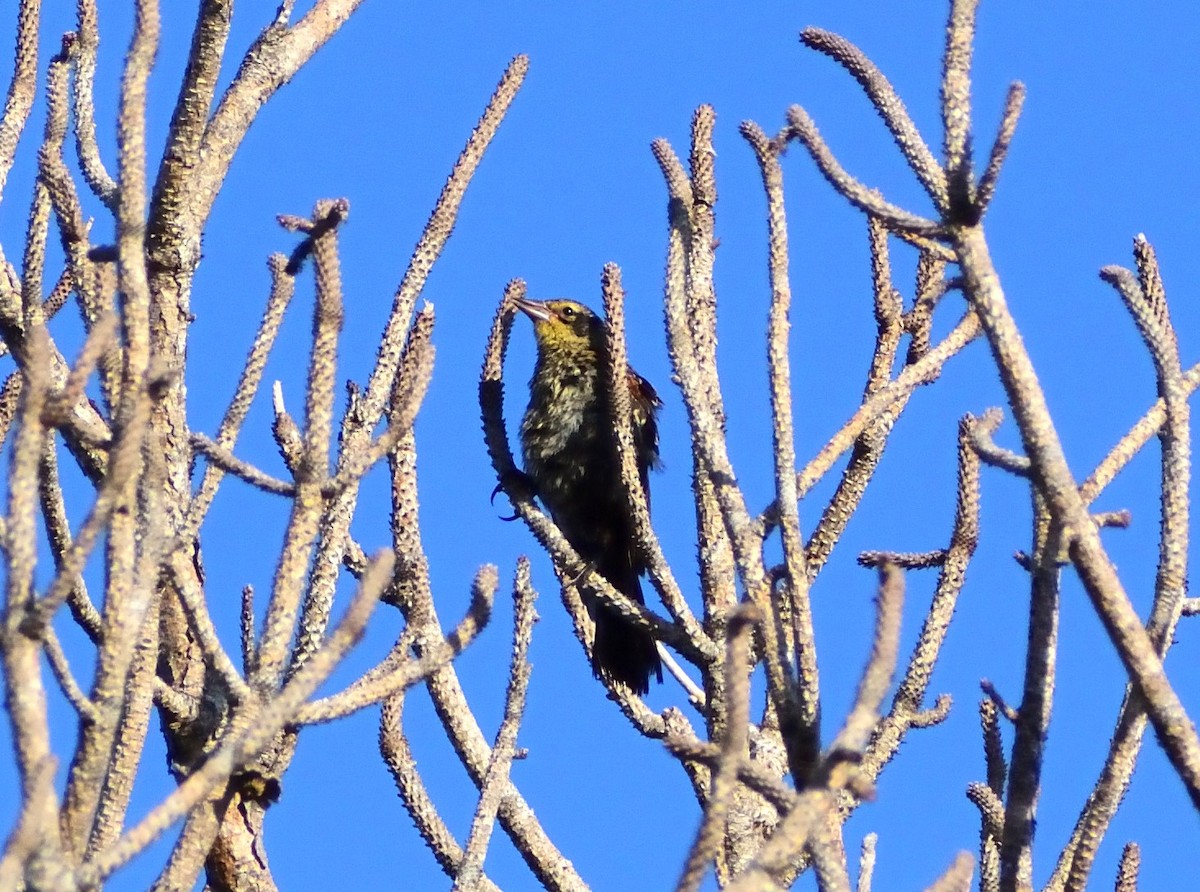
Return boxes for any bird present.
[514,296,663,694]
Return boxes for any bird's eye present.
[559,306,575,319]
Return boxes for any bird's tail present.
[589,573,662,695]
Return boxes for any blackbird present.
[515,297,663,694]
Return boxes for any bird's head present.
[513,298,606,353]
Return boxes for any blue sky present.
[2,2,1199,890]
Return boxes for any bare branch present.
[379,692,501,892]
[741,121,819,772]
[600,263,709,662]
[923,851,974,892]
[801,28,948,208]
[676,605,759,892]
[940,0,980,216]
[953,225,1200,809]
[998,503,1061,890]
[80,551,394,884]
[857,833,877,892]
[1114,843,1139,892]
[785,105,943,236]
[186,253,297,534]
[976,82,1025,214]
[358,54,528,426]
[979,699,1007,795]
[453,561,537,892]
[0,0,40,199]
[1049,237,1191,892]
[294,575,493,725]
[662,734,797,814]
[71,0,118,205]
[793,309,981,500]
[829,563,905,757]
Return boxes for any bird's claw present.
[491,469,536,521]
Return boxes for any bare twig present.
[294,579,492,725]
[741,121,820,774]
[379,692,501,892]
[786,104,942,237]
[924,851,975,892]
[676,605,759,892]
[79,551,394,884]
[800,28,948,208]
[453,561,537,892]
[0,0,40,199]
[600,264,706,652]
[857,833,877,892]
[953,225,1200,810]
[976,82,1025,214]
[1114,843,1139,892]
[829,564,905,758]
[940,0,980,216]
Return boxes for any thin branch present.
[379,692,501,892]
[860,412,982,789]
[163,551,251,706]
[61,0,163,857]
[0,0,40,199]
[967,410,1030,476]
[940,0,980,217]
[999,503,1062,891]
[71,0,118,205]
[79,551,394,884]
[294,579,492,725]
[453,560,537,892]
[858,550,946,570]
[37,438,103,641]
[0,757,57,888]
[600,263,709,661]
[857,833,877,892]
[43,627,99,723]
[676,605,759,892]
[791,308,980,502]
[741,121,820,774]
[803,221,912,579]
[186,252,297,533]
[800,28,948,209]
[967,781,1005,840]
[953,225,1200,809]
[405,575,589,890]
[829,563,905,758]
[808,811,853,892]
[785,104,942,237]
[659,644,707,709]
[254,201,349,690]
[924,852,975,892]
[1114,843,1139,892]
[190,433,296,495]
[662,735,797,814]
[2,183,58,866]
[976,82,1025,214]
[980,699,1007,796]
[1050,238,1191,892]
[979,680,1018,724]
[1079,359,1200,504]
[357,54,528,428]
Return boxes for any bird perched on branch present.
[514,297,663,694]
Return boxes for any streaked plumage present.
[515,297,662,694]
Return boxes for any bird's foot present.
[491,469,536,521]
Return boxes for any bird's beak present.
[512,297,552,323]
